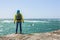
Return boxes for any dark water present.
[0,19,60,36]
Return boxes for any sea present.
[0,18,60,36]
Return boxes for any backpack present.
[16,14,22,20]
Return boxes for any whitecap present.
[25,20,49,23]
[32,23,35,26]
[1,20,49,23]
[27,23,35,27]
[1,20,13,23]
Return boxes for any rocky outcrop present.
[0,30,60,40]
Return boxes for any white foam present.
[2,20,13,23]
[1,20,49,23]
[32,23,35,26]
[25,20,48,23]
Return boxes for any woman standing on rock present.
[14,10,24,34]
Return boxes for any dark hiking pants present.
[16,22,22,34]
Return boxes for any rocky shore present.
[0,30,60,40]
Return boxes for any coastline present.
[0,30,60,40]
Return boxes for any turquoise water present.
[0,19,60,36]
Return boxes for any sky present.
[0,0,60,19]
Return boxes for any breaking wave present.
[25,20,49,23]
[1,20,49,23]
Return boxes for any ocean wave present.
[25,20,49,23]
[0,20,49,23]
[1,20,13,23]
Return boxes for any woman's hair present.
[17,10,20,14]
